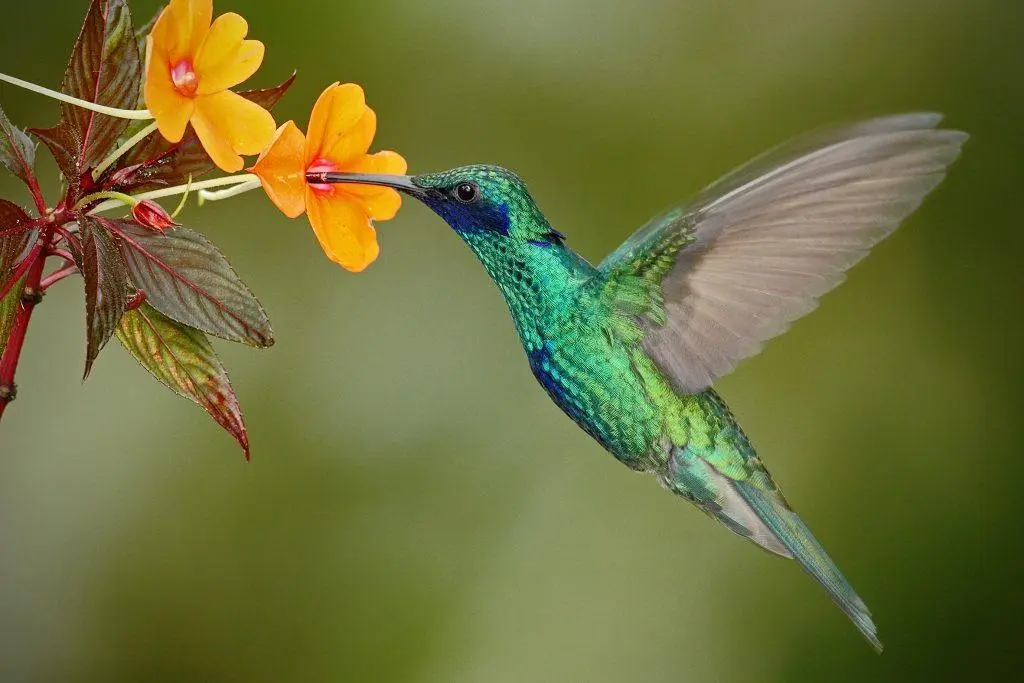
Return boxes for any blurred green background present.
[1,0,1021,681]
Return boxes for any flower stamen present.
[170,60,199,97]
[305,159,337,193]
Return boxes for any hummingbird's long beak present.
[306,171,430,200]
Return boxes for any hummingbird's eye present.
[453,182,480,203]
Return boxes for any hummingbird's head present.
[312,164,565,249]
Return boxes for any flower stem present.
[170,175,193,218]
[74,190,136,211]
[89,175,260,214]
[0,229,53,422]
[198,178,261,203]
[0,73,153,120]
[92,121,160,180]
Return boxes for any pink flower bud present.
[131,200,177,232]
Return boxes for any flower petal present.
[151,0,213,63]
[305,188,379,272]
[251,121,307,218]
[344,151,408,220]
[305,83,368,165]
[144,36,195,143]
[322,108,376,167]
[192,90,276,172]
[194,13,264,94]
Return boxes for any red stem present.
[0,242,40,302]
[23,170,47,217]
[47,248,76,264]
[40,263,79,290]
[0,229,53,421]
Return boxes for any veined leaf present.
[116,302,250,459]
[113,73,297,191]
[104,219,273,347]
[28,127,79,185]
[0,273,25,358]
[119,4,164,119]
[32,0,141,183]
[0,105,37,186]
[80,217,129,379]
[0,199,32,281]
[134,5,163,81]
[236,73,299,111]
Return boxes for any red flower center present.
[170,60,199,97]
[306,159,338,194]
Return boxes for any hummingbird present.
[314,113,966,650]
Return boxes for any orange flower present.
[251,83,406,272]
[144,0,275,172]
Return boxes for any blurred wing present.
[600,113,967,393]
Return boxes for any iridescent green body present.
[465,222,711,471]
[441,168,766,485]
[418,165,880,650]
[331,115,967,651]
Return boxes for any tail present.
[665,391,881,650]
[732,476,883,652]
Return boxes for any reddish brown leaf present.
[33,0,141,183]
[236,71,298,111]
[103,219,273,347]
[116,301,250,459]
[79,217,129,379]
[0,200,31,281]
[0,202,35,359]
[29,126,80,186]
[0,105,37,187]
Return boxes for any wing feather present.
[601,114,967,393]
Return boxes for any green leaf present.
[0,199,32,282]
[113,72,297,191]
[0,273,24,358]
[80,217,129,379]
[32,0,141,182]
[123,4,163,113]
[0,105,37,186]
[116,302,250,459]
[134,4,163,71]
[103,219,273,347]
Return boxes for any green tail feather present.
[734,479,883,652]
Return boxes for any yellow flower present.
[251,83,406,272]
[144,0,275,172]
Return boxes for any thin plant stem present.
[92,121,159,180]
[89,174,260,214]
[47,248,75,263]
[74,190,135,211]
[170,175,193,218]
[40,263,79,290]
[52,224,80,248]
[198,178,261,203]
[0,72,153,119]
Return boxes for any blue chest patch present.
[527,340,614,451]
